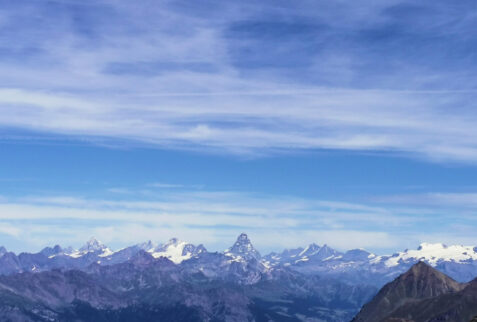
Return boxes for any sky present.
[1,0,477,254]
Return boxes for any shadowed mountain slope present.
[353,262,477,322]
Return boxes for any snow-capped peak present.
[148,238,204,264]
[63,237,113,258]
[382,242,477,267]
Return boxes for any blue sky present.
[1,0,477,253]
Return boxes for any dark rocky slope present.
[353,262,477,322]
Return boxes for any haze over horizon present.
[1,0,477,254]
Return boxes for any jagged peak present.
[79,237,107,252]
[182,243,206,255]
[0,246,7,256]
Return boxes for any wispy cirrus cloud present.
[0,1,476,161]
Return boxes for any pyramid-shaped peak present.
[0,246,6,256]
[234,233,253,247]
[237,233,250,242]
[408,261,443,276]
[353,261,464,322]
[395,261,463,294]
[227,233,260,260]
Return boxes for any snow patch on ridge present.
[149,239,192,264]
[146,238,205,264]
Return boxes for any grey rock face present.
[225,233,261,261]
[79,237,107,253]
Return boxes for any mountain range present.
[2,234,477,321]
[4,234,477,285]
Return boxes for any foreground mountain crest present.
[353,262,465,322]
[355,262,477,321]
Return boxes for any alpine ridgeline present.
[2,234,477,321]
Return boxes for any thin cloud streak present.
[0,188,476,252]
[376,192,477,209]
[0,1,476,161]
